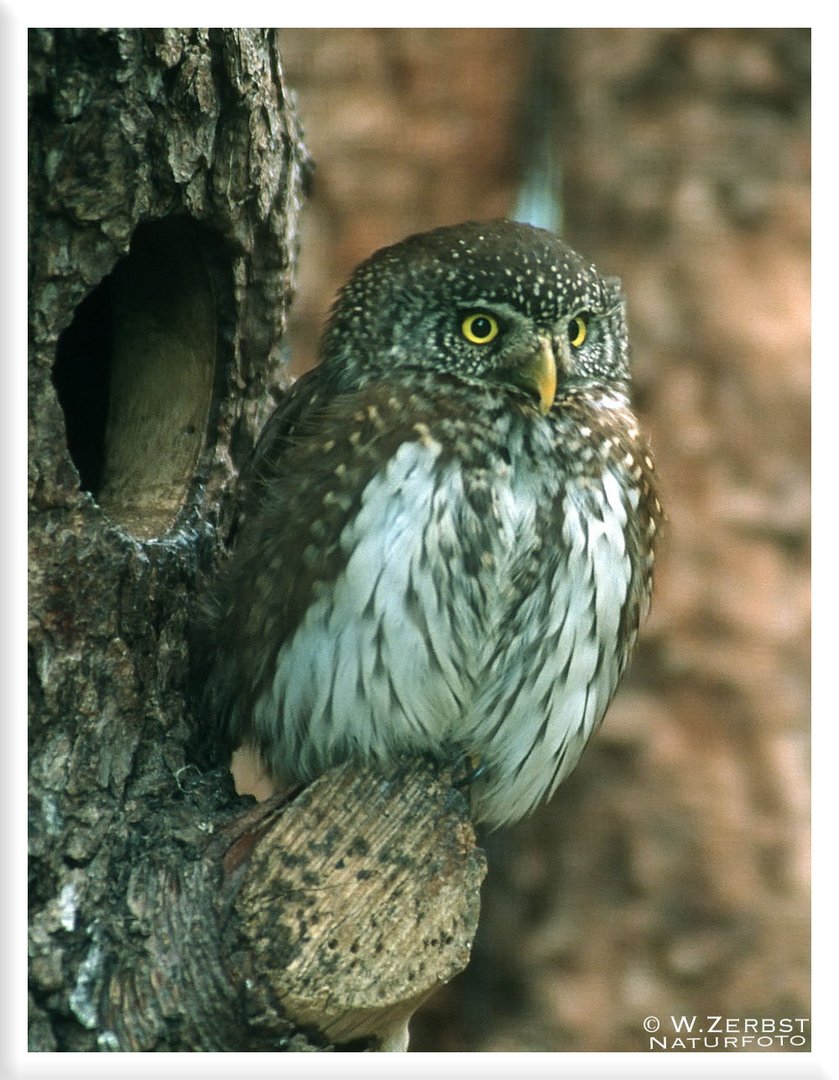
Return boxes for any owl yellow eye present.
[568,314,588,349]
[461,312,500,345]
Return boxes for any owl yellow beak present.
[518,337,557,415]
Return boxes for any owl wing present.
[196,369,482,761]
[229,365,333,537]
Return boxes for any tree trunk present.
[28,27,484,1053]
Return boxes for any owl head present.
[320,220,631,412]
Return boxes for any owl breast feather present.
[249,424,633,829]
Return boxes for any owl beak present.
[524,337,558,415]
[500,336,558,414]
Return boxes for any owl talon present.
[452,753,486,789]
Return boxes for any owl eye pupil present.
[568,314,588,349]
[461,311,500,344]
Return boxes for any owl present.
[196,220,660,829]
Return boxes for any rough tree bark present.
[28,28,484,1053]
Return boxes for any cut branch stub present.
[100,758,484,1052]
[227,759,486,1050]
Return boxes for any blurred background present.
[277,28,811,1052]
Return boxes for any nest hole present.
[53,217,222,539]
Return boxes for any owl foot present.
[450,751,486,788]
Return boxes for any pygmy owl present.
[196,220,661,829]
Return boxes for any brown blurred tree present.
[278,27,811,1053]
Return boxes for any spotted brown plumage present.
[195,220,661,828]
